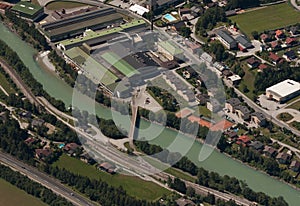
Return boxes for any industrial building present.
[266,79,300,103]
[215,29,237,50]
[157,40,184,61]
[63,46,118,87]
[57,19,147,50]
[40,7,123,42]
[11,2,44,21]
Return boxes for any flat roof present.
[59,19,145,47]
[45,12,122,37]
[266,79,300,98]
[64,47,118,85]
[158,40,183,56]
[11,2,42,16]
[101,52,139,77]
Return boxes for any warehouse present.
[266,79,300,103]
[11,2,44,21]
[41,7,123,42]
[57,19,147,50]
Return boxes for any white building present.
[266,79,300,103]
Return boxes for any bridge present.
[128,90,140,150]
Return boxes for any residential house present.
[276,152,291,164]
[283,50,297,61]
[251,112,266,127]
[176,198,196,206]
[270,41,280,50]
[236,35,253,51]
[210,119,234,132]
[195,94,208,105]
[235,105,250,121]
[64,142,80,156]
[258,64,268,72]
[228,74,241,86]
[80,152,95,164]
[285,37,297,46]
[215,29,237,49]
[236,135,251,146]
[249,141,264,151]
[171,21,185,32]
[275,29,284,39]
[222,69,232,77]
[263,146,277,157]
[260,33,270,43]
[246,57,261,69]
[290,26,300,37]
[31,118,45,127]
[225,98,241,113]
[35,148,52,160]
[290,160,300,172]
[269,52,282,65]
[207,98,221,112]
[185,40,201,54]
[98,162,116,174]
[179,8,191,15]
[24,137,36,145]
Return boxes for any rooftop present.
[64,47,118,85]
[266,79,300,98]
[158,40,183,56]
[216,29,236,44]
[11,2,42,16]
[59,19,145,47]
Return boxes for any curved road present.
[291,0,300,10]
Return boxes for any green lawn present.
[0,71,16,94]
[238,62,257,100]
[277,112,294,122]
[288,100,300,111]
[46,1,89,10]
[0,178,46,206]
[53,154,170,201]
[165,168,196,182]
[229,3,300,37]
[101,52,139,77]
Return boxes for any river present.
[0,23,299,205]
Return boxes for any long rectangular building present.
[41,7,123,42]
[58,19,147,50]
[266,79,300,103]
[64,47,118,86]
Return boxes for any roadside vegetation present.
[53,154,170,201]
[277,112,294,122]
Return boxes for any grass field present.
[53,154,170,200]
[0,178,46,206]
[0,71,16,95]
[277,112,294,122]
[46,1,89,10]
[101,52,139,77]
[229,3,300,37]
[238,62,257,100]
[288,100,300,111]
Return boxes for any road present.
[0,54,253,205]
[291,0,300,11]
[223,79,300,137]
[0,57,38,106]
[0,151,95,206]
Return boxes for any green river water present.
[1,23,300,205]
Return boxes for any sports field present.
[229,3,300,37]
[53,154,170,201]
[46,1,88,10]
[0,178,46,206]
[101,52,139,77]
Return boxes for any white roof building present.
[266,79,300,103]
[129,4,149,16]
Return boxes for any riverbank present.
[1,21,300,205]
